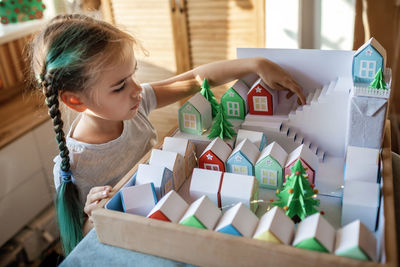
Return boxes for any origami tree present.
[208,104,236,140]
[368,68,387,90]
[200,78,219,117]
[272,159,319,223]
[0,0,46,24]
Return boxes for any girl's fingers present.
[89,185,112,195]
[84,200,100,217]
[88,189,110,204]
[281,79,306,105]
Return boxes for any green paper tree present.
[272,159,319,223]
[368,68,387,90]
[0,0,46,25]
[208,104,236,140]
[200,78,219,117]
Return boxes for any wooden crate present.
[92,122,397,267]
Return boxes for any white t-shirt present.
[53,83,158,205]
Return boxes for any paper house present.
[121,183,158,216]
[346,94,387,149]
[215,203,258,237]
[198,137,232,172]
[190,168,222,206]
[247,78,278,116]
[341,180,380,232]
[163,137,197,178]
[147,190,188,223]
[221,80,249,120]
[352,37,386,84]
[293,213,335,253]
[179,195,221,230]
[255,142,288,190]
[149,149,185,190]
[135,164,174,199]
[344,146,380,183]
[226,139,259,176]
[236,129,267,152]
[253,206,294,245]
[335,220,377,262]
[220,172,259,212]
[178,92,212,135]
[284,144,318,185]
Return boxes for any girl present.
[29,14,305,255]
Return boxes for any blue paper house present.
[226,138,259,176]
[352,38,386,84]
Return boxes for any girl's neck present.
[71,113,124,144]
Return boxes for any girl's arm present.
[150,57,305,108]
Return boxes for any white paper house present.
[215,202,259,237]
[236,129,267,152]
[136,164,174,199]
[345,146,380,183]
[147,190,188,223]
[253,206,295,245]
[335,220,377,262]
[226,138,260,176]
[198,137,232,172]
[220,172,259,212]
[163,137,197,178]
[292,213,336,253]
[341,180,380,232]
[190,168,222,206]
[179,195,221,230]
[285,144,319,185]
[149,149,185,190]
[121,183,158,217]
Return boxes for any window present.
[183,113,196,129]
[359,60,376,78]
[260,169,277,186]
[204,163,219,171]
[227,101,240,117]
[232,165,248,175]
[253,96,268,112]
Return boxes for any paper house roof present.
[253,206,295,245]
[163,136,192,157]
[249,78,275,96]
[147,190,188,223]
[136,164,173,198]
[215,202,258,237]
[236,129,265,149]
[179,195,221,230]
[335,220,377,261]
[354,37,386,69]
[285,144,318,170]
[293,213,336,253]
[190,168,222,205]
[231,79,250,108]
[229,138,259,165]
[257,141,288,167]
[149,149,181,170]
[186,92,212,125]
[200,137,232,162]
[121,183,157,216]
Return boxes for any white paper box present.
[215,203,258,237]
[121,183,157,216]
[345,146,379,183]
[189,168,222,205]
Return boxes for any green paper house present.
[179,195,221,230]
[221,80,250,120]
[255,141,288,189]
[335,220,377,262]
[179,92,212,135]
[292,213,335,253]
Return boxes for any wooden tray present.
[92,122,398,267]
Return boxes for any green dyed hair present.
[28,14,136,255]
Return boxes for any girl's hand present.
[256,58,306,105]
[84,185,112,222]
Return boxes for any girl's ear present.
[60,92,87,112]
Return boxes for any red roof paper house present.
[284,144,319,185]
[147,190,188,223]
[247,78,278,115]
[198,137,232,172]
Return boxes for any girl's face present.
[82,56,142,122]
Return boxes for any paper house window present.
[227,102,240,117]
[204,163,220,171]
[261,169,277,187]
[183,113,196,130]
[232,165,248,175]
[359,60,376,78]
[253,96,268,112]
